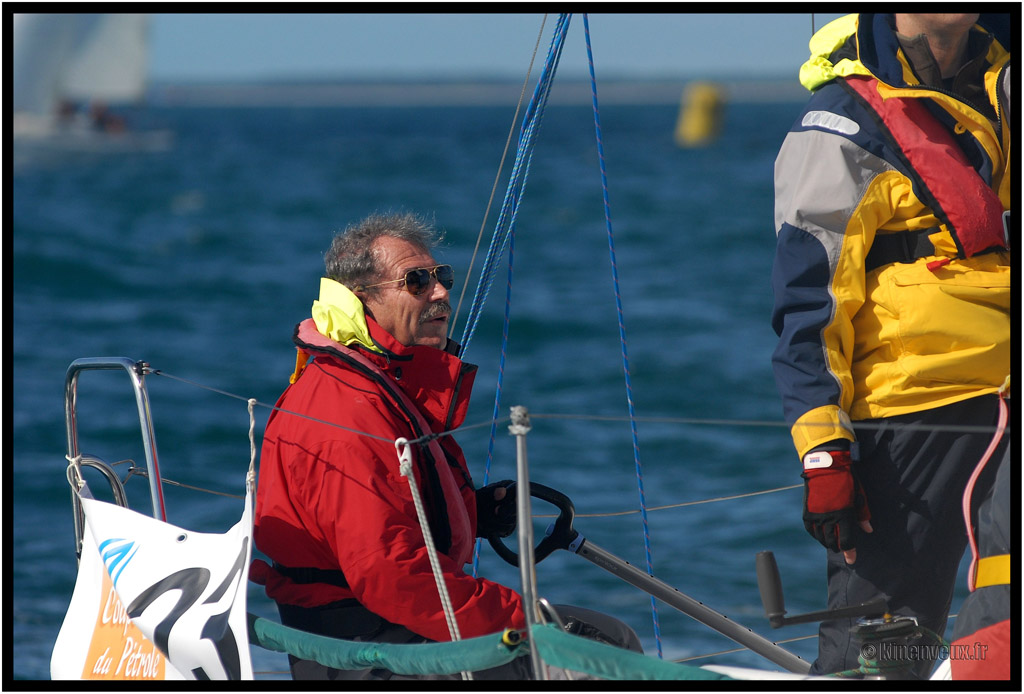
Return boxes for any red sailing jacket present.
[251,317,525,641]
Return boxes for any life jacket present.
[842,75,1008,271]
[292,319,476,569]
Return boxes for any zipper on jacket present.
[444,364,474,431]
[993,60,1011,153]
[923,60,1011,179]
[906,80,1002,144]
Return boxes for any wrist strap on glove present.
[802,450,870,553]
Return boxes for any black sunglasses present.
[356,264,454,296]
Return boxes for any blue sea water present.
[11,90,974,680]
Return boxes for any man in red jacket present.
[251,212,640,679]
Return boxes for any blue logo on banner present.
[98,538,138,587]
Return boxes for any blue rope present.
[465,19,665,662]
[582,14,663,659]
[471,14,572,576]
[460,14,570,356]
[471,229,516,578]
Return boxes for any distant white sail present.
[13,13,149,117]
[50,484,254,681]
[64,15,149,104]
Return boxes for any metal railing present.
[65,357,166,557]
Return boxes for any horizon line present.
[146,77,808,107]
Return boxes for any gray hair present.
[324,211,442,293]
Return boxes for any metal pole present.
[576,539,811,674]
[65,358,168,546]
[508,405,547,680]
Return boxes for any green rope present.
[831,625,951,678]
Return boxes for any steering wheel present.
[487,482,580,566]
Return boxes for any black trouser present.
[277,600,643,680]
[811,395,1007,678]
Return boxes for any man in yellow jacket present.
[771,13,1010,678]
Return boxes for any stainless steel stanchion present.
[509,405,547,680]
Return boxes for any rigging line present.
[472,224,517,578]
[123,465,245,500]
[472,14,572,575]
[675,632,819,664]
[531,412,1007,435]
[395,438,471,680]
[153,366,513,451]
[459,14,571,354]
[582,13,662,661]
[546,484,804,520]
[150,369,394,444]
[533,412,790,427]
[149,367,1005,448]
[153,365,514,444]
[450,13,547,341]
[124,454,801,514]
[469,15,570,468]
[484,231,516,479]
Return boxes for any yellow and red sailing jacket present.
[771,13,1012,456]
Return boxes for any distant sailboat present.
[13,13,172,157]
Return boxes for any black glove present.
[475,480,517,538]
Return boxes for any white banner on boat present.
[50,485,254,680]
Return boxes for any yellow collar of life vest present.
[311,277,381,353]
[799,14,872,92]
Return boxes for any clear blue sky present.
[147,12,849,82]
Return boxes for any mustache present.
[419,300,451,323]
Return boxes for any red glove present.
[802,450,871,554]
